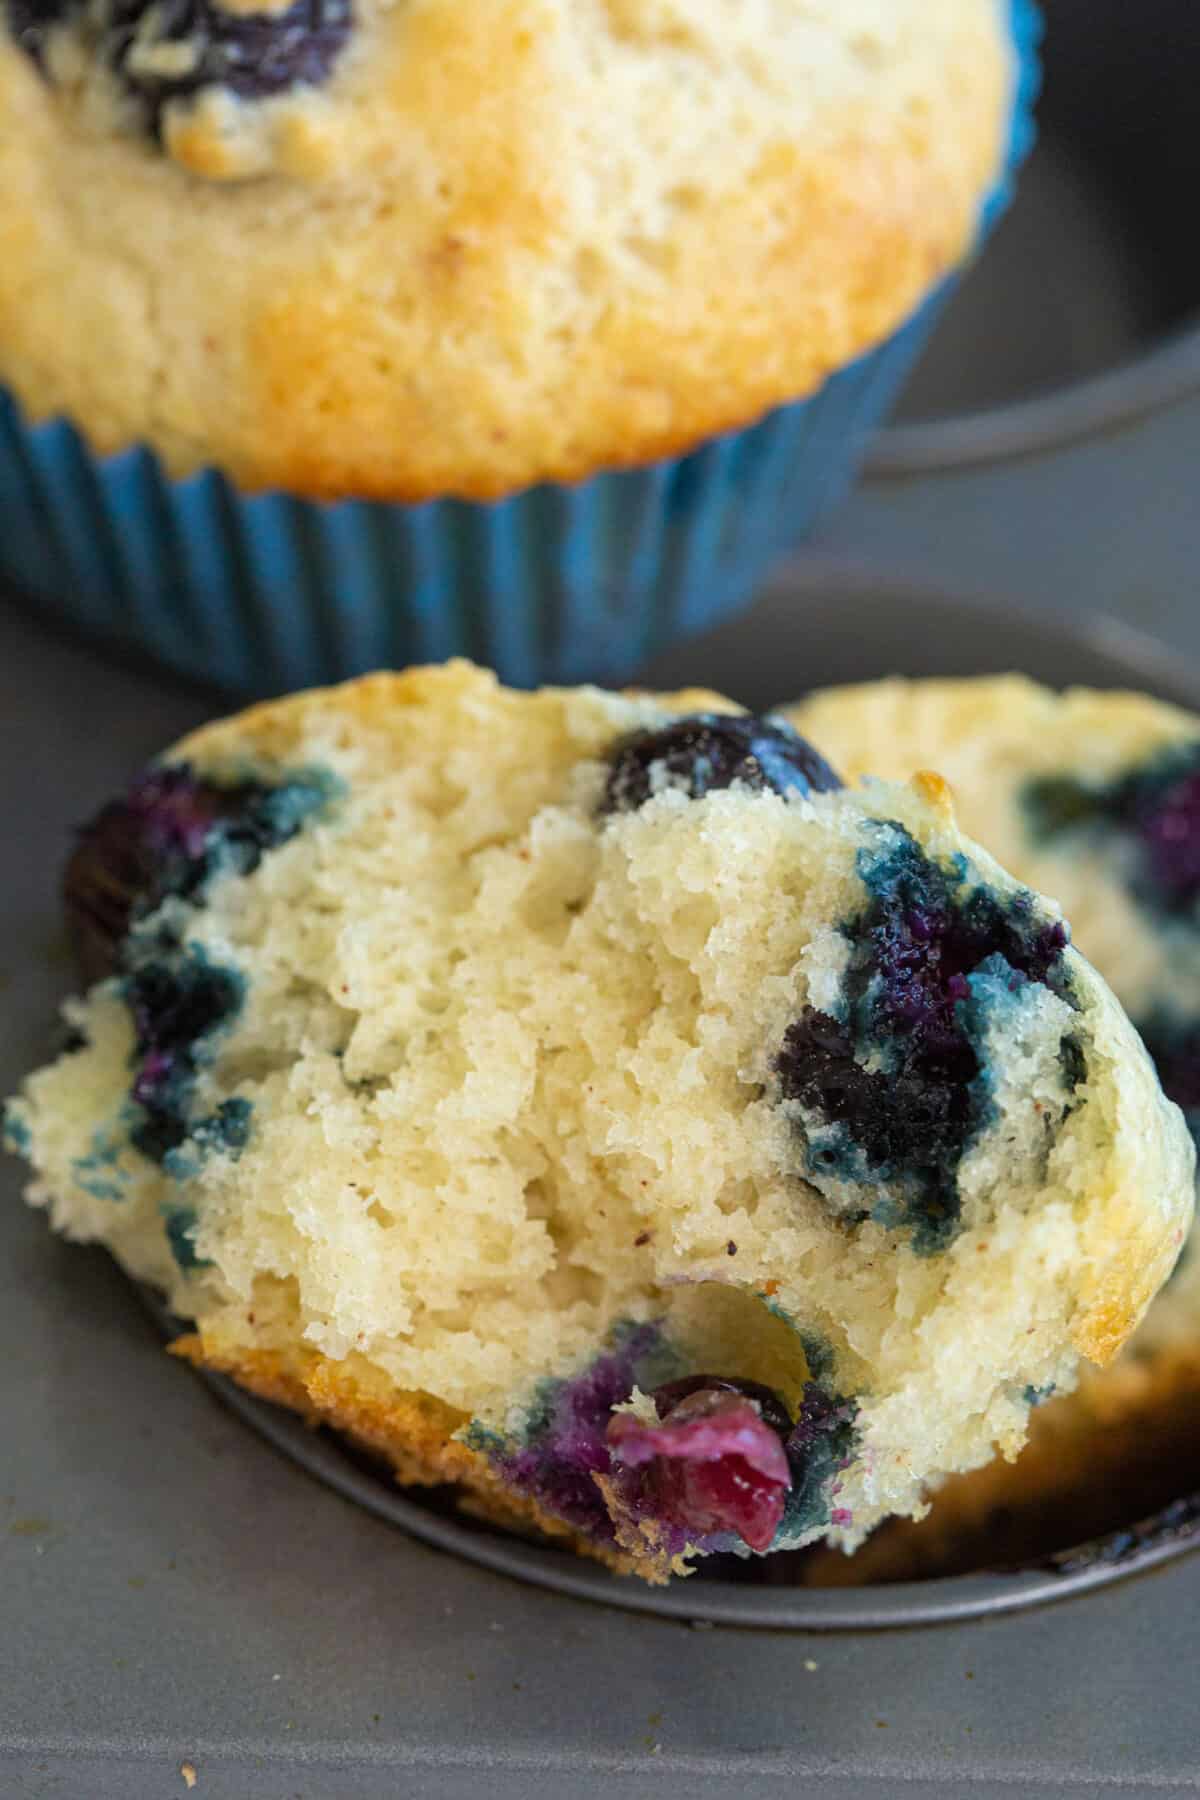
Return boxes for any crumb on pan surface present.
[6,662,1192,1582]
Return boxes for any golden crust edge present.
[170,1330,666,1582]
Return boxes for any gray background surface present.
[5,576,1200,1798]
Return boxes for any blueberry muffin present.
[787,676,1200,1576]
[0,1,1016,497]
[6,664,1190,1583]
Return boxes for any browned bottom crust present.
[170,1332,691,1583]
[172,1329,1200,1589]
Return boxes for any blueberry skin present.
[5,0,352,134]
[778,825,1079,1251]
[602,714,843,814]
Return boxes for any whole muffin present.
[1,0,1014,497]
[787,676,1200,1576]
[5,663,1191,1583]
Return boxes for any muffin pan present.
[874,0,1200,466]
[4,573,1200,1798]
[810,1,1200,702]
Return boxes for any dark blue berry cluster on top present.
[6,0,352,139]
[602,714,843,815]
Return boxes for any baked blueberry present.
[778,826,1080,1250]
[6,0,352,135]
[64,762,329,982]
[602,714,842,815]
[124,941,245,1164]
[608,1379,794,1553]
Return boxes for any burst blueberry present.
[479,1330,858,1557]
[605,1372,857,1553]
[64,761,330,981]
[608,1381,793,1553]
[5,0,352,138]
[602,714,843,814]
[124,941,245,1165]
[778,825,1079,1250]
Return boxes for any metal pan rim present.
[868,319,1200,477]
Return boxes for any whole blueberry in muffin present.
[603,713,842,814]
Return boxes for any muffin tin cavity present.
[881,0,1200,462]
[6,0,353,136]
[601,714,842,815]
[777,825,1080,1252]
[64,761,332,982]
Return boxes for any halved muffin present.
[6,664,1191,1581]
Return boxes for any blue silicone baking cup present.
[0,2,1039,697]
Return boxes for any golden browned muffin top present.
[0,1,1011,497]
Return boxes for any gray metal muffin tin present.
[8,0,1200,1784]
[4,579,1200,1800]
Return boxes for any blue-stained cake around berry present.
[787,675,1200,1579]
[4,664,1191,1582]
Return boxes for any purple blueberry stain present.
[778,824,1081,1251]
[6,0,353,137]
[602,714,843,815]
[472,1323,672,1546]
[477,1327,858,1560]
[55,760,331,1266]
